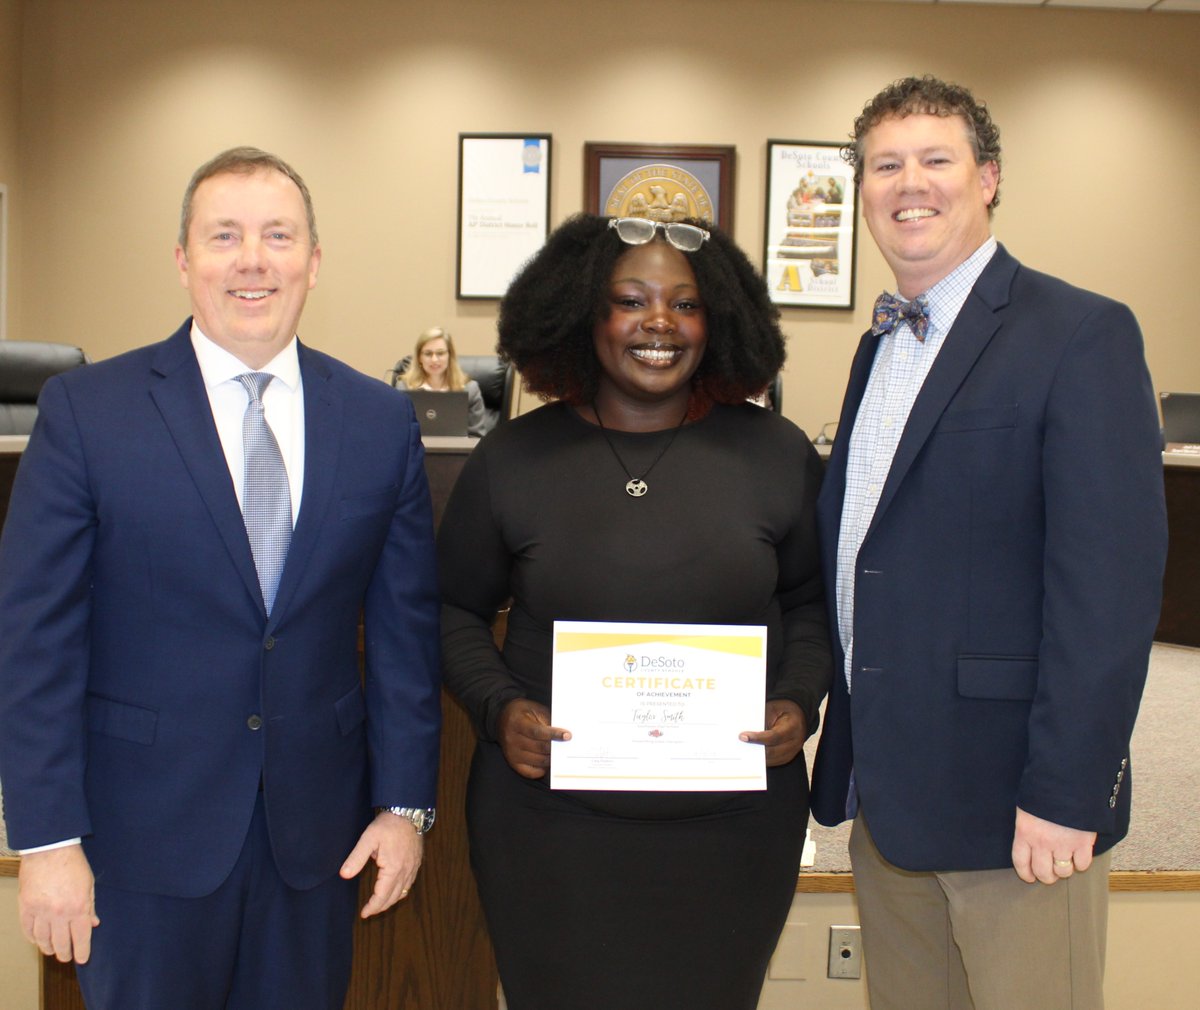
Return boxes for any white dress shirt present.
[836,237,997,694]
[190,324,305,523]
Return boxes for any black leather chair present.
[0,340,91,435]
[766,374,783,414]
[391,354,515,435]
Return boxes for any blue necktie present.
[871,292,932,342]
[238,372,292,614]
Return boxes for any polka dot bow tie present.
[871,291,932,342]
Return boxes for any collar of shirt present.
[189,323,301,394]
[896,235,998,344]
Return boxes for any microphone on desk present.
[814,421,838,446]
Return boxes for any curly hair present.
[497,214,785,406]
[843,75,1002,212]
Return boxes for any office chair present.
[0,340,91,435]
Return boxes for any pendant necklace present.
[592,401,689,498]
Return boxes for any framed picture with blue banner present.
[457,134,552,299]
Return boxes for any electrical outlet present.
[827,925,862,979]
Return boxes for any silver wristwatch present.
[376,806,436,835]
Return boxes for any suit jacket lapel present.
[864,245,1018,540]
[149,322,264,613]
[268,343,341,623]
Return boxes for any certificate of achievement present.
[549,620,767,792]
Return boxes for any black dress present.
[438,401,831,1010]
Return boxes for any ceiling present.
[846,0,1200,11]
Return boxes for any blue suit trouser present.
[76,792,359,1010]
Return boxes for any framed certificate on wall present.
[457,134,552,299]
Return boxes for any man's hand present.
[740,699,809,767]
[497,699,570,779]
[1012,807,1097,885]
[339,812,424,918]
[18,845,99,963]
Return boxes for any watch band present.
[376,806,436,835]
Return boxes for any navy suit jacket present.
[809,246,1168,872]
[0,320,441,896]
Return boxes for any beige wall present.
[0,877,39,1010]
[8,0,1199,434]
[0,0,22,341]
[759,889,1200,1010]
[4,5,1199,1004]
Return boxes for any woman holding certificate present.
[438,214,832,1010]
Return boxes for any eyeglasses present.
[420,349,449,359]
[608,217,710,253]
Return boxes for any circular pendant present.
[625,478,648,498]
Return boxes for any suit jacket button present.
[264,636,276,651]
[247,714,263,731]
[1109,796,1117,809]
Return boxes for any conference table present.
[2,434,1198,1010]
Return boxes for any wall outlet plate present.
[828,925,862,979]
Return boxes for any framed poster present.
[457,133,552,299]
[583,143,735,230]
[763,140,858,309]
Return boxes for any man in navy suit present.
[0,148,441,1009]
[810,78,1167,1009]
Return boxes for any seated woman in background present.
[437,214,832,1010]
[398,326,485,437]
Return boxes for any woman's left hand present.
[740,700,808,767]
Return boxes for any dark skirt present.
[466,740,808,1010]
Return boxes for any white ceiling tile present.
[938,0,1046,5]
[831,0,1195,12]
[1047,0,1153,8]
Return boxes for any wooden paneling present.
[0,449,20,534]
[343,690,497,1010]
[795,872,1200,894]
[1155,465,1200,647]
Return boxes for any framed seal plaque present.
[583,143,735,231]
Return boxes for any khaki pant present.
[849,812,1110,1010]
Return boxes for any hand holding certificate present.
[496,699,571,780]
[550,621,768,791]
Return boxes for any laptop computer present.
[1160,392,1200,448]
[404,389,470,437]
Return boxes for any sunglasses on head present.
[608,217,710,253]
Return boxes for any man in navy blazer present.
[0,148,441,1008]
[809,78,1167,1009]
